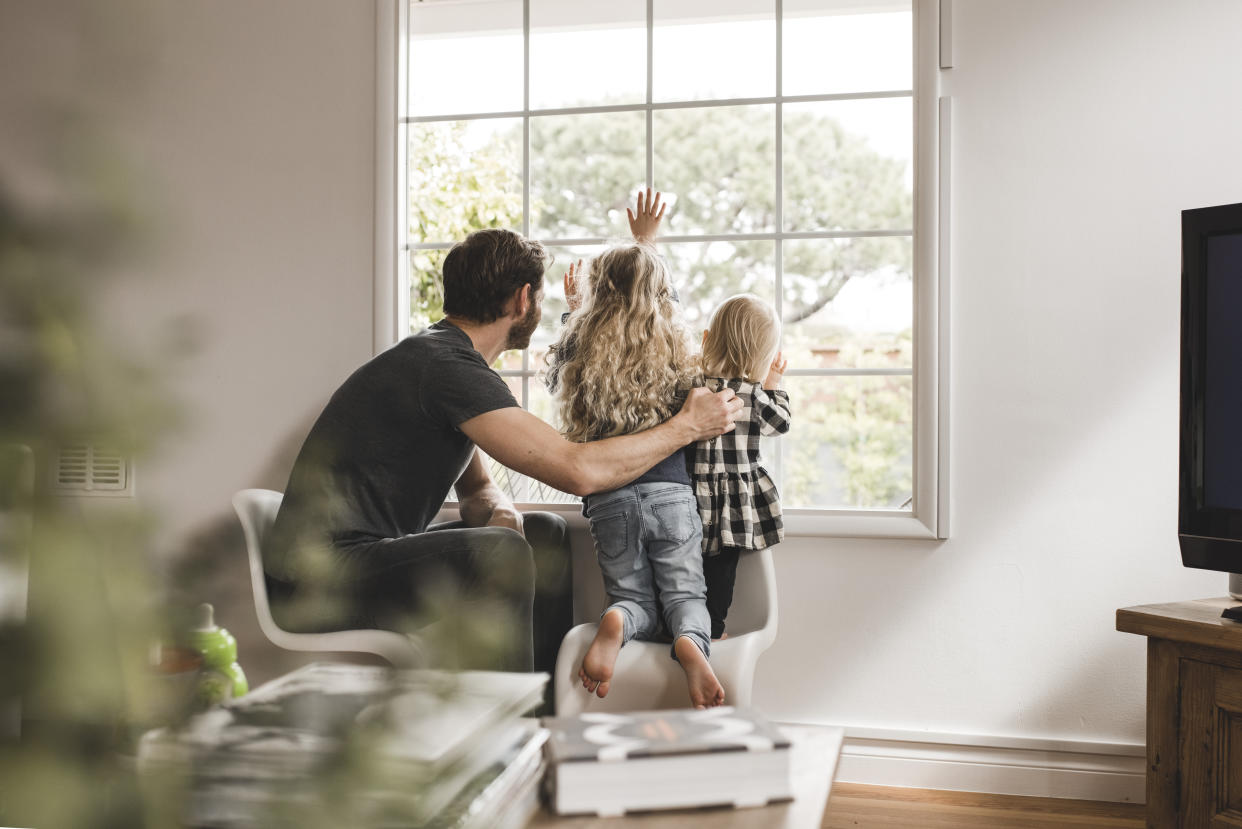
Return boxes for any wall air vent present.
[54,444,133,496]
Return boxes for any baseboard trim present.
[783,724,1146,804]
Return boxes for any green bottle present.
[189,603,248,705]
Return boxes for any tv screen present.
[1180,202,1242,574]
[1204,231,1242,511]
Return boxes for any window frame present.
[375,0,949,539]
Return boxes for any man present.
[265,228,741,684]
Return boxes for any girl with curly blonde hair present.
[545,189,724,709]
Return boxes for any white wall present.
[7,0,1242,798]
[112,1,378,537]
[756,0,1241,745]
[0,0,380,681]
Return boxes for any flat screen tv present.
[1180,201,1242,583]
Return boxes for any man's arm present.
[459,387,741,497]
[454,448,523,535]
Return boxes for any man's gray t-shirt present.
[266,320,519,580]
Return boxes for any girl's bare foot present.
[579,609,625,698]
[674,635,725,709]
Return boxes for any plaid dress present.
[692,378,792,554]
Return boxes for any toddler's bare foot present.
[579,609,625,698]
[674,635,725,709]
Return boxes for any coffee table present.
[527,724,844,828]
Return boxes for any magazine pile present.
[542,706,793,817]
[137,663,547,829]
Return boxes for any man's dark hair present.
[442,228,548,324]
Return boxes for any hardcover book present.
[542,707,793,816]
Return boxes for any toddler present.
[545,190,725,709]
[694,295,792,639]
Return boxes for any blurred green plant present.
[407,121,524,331]
[0,66,496,829]
[0,120,188,826]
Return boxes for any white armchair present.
[231,489,421,669]
[553,546,778,715]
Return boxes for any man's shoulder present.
[406,324,518,420]
[401,321,457,350]
[402,322,486,362]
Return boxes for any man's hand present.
[564,259,584,312]
[677,386,743,442]
[486,507,525,537]
[763,351,788,390]
[456,450,525,535]
[627,188,667,243]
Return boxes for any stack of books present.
[542,706,793,817]
[137,663,548,829]
[369,669,549,829]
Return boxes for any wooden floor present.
[822,784,1146,828]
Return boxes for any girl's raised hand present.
[626,187,667,243]
[564,259,584,312]
[763,352,788,390]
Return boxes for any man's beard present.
[505,296,540,351]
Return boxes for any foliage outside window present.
[403,0,916,511]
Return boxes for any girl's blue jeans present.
[583,481,711,660]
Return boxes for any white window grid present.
[388,0,946,535]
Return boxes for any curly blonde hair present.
[546,244,697,443]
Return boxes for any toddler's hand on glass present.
[763,352,788,390]
[564,259,584,312]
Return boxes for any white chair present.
[553,546,778,715]
[232,488,422,668]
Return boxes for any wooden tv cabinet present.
[1118,598,1242,828]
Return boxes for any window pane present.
[499,373,525,404]
[474,449,549,503]
[783,237,912,369]
[494,351,524,373]
[663,240,776,332]
[408,247,448,334]
[654,105,776,236]
[530,0,647,109]
[527,378,565,438]
[780,375,912,509]
[783,1,912,96]
[783,98,912,232]
[454,382,577,506]
[508,382,579,505]
[533,245,608,358]
[530,112,646,239]
[654,0,775,102]
[408,119,523,245]
[409,0,524,116]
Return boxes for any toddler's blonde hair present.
[700,294,781,383]
[546,244,697,443]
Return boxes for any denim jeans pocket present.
[588,512,629,561]
[651,498,700,545]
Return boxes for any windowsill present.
[442,501,940,540]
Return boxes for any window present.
[379,0,947,537]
